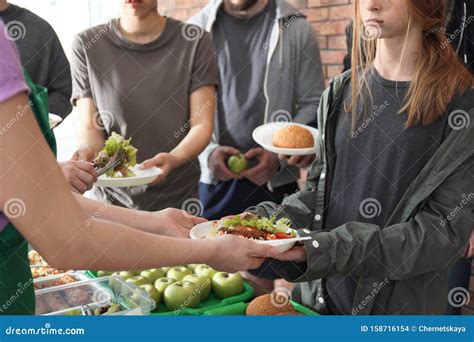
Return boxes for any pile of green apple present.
[96,265,244,312]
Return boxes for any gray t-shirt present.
[0,4,72,117]
[212,2,276,152]
[71,18,218,211]
[324,68,451,314]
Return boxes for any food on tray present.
[29,250,67,278]
[212,213,296,241]
[227,153,248,174]
[35,284,97,315]
[272,124,314,149]
[65,304,122,316]
[246,294,300,316]
[93,132,138,178]
[106,265,245,312]
[34,274,78,290]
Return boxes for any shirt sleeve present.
[70,34,92,106]
[0,23,28,103]
[189,29,219,94]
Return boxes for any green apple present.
[161,267,171,274]
[140,268,166,283]
[154,277,176,295]
[227,154,248,174]
[187,264,200,271]
[97,270,112,277]
[163,281,200,311]
[140,284,161,307]
[126,275,152,287]
[212,272,244,299]
[112,271,135,281]
[167,266,192,281]
[194,265,217,279]
[183,274,211,301]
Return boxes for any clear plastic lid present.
[35,276,155,316]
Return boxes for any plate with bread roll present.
[252,122,319,156]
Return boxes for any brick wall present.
[158,0,354,84]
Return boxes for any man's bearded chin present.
[227,0,259,11]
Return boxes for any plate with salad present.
[190,213,311,253]
[94,132,161,188]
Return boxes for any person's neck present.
[374,30,421,82]
[0,1,9,11]
[119,11,166,44]
[224,0,269,19]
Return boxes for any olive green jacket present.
[254,71,474,315]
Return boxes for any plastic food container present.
[33,272,86,290]
[85,271,254,316]
[35,276,155,316]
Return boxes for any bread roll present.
[272,125,314,149]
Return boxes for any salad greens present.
[222,216,293,234]
[94,132,138,178]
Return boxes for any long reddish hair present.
[350,0,473,129]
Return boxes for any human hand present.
[60,160,98,194]
[272,246,307,263]
[139,153,179,185]
[278,154,316,168]
[240,148,279,186]
[208,146,242,182]
[152,208,207,238]
[71,147,97,162]
[207,235,276,273]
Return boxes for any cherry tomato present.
[275,232,291,239]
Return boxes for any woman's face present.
[359,0,410,39]
[122,0,158,17]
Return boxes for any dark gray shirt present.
[0,4,72,117]
[324,68,451,314]
[212,2,276,152]
[71,18,218,211]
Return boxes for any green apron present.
[0,72,56,315]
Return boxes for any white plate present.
[48,114,62,129]
[252,122,319,156]
[95,165,162,188]
[190,221,311,254]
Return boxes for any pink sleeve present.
[0,21,29,103]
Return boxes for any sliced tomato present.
[275,232,292,239]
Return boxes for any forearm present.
[171,123,213,166]
[75,98,106,153]
[74,194,170,235]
